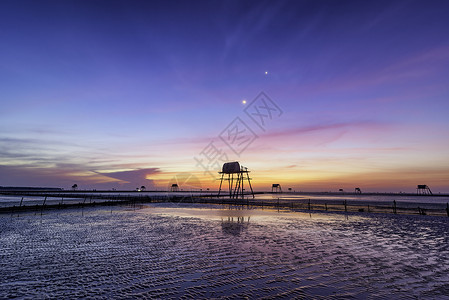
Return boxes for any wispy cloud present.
[262,121,384,138]
[324,46,449,93]
[0,164,163,190]
[0,164,101,188]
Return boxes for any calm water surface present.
[2,192,449,208]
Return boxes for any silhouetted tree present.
[72,184,78,191]
[141,186,146,191]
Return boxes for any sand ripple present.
[1,205,449,299]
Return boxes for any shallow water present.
[2,192,449,209]
[0,195,89,208]
[256,193,449,207]
[1,204,449,299]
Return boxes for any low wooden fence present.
[1,192,449,217]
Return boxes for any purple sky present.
[1,0,449,192]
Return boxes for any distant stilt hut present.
[417,185,432,195]
[272,184,282,193]
[218,162,254,199]
[171,183,179,192]
[355,187,361,194]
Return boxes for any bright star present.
[265,71,268,75]
[242,100,247,104]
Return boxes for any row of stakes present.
[10,195,449,217]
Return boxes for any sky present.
[1,0,449,192]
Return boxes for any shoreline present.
[2,192,449,217]
[1,189,448,197]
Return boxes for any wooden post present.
[446,203,449,217]
[368,205,370,213]
[344,200,347,212]
[19,197,24,207]
[325,203,327,211]
[308,199,311,211]
[393,200,397,214]
[42,196,47,206]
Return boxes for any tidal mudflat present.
[1,203,449,299]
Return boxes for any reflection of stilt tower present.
[272,184,282,193]
[221,216,250,235]
[417,185,432,195]
[170,184,179,192]
[218,162,254,199]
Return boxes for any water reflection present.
[221,216,250,236]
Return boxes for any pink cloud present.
[259,120,388,142]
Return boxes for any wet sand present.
[1,203,449,299]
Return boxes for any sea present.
[1,191,448,211]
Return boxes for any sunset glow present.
[1,1,448,192]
